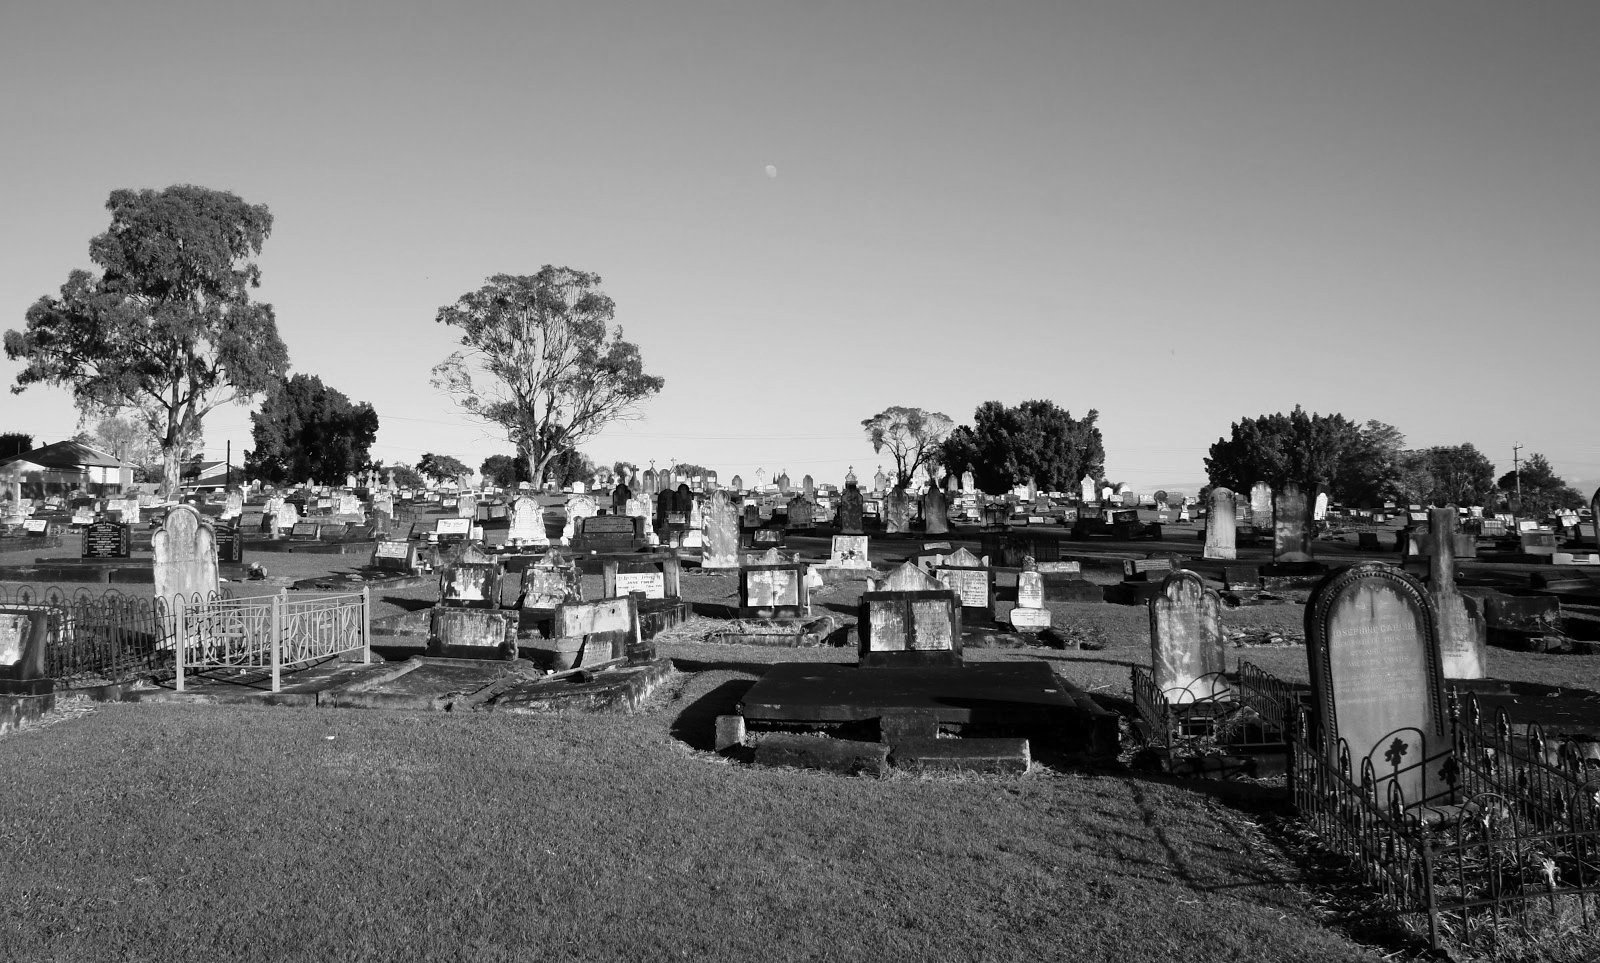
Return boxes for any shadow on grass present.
[669,677,756,751]
[691,601,739,619]
[380,595,435,613]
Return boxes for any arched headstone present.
[153,505,219,603]
[1273,483,1313,563]
[922,483,950,536]
[1249,482,1273,529]
[836,481,865,535]
[1307,563,1451,807]
[561,494,598,544]
[702,490,740,569]
[1149,570,1226,703]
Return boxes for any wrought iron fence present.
[1130,665,1238,746]
[173,589,371,692]
[1235,660,1303,735]
[0,584,227,684]
[1289,699,1600,953]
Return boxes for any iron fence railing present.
[173,589,371,692]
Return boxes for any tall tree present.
[1331,421,1406,507]
[1498,453,1584,515]
[431,267,665,486]
[938,400,1105,495]
[4,186,289,495]
[1396,444,1497,508]
[0,433,32,459]
[861,406,954,490]
[480,454,522,489]
[417,453,472,486]
[246,374,379,485]
[1204,407,1361,501]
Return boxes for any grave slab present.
[889,737,1031,775]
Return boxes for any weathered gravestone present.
[701,490,741,570]
[611,483,632,515]
[561,493,598,544]
[0,608,51,693]
[785,494,815,532]
[223,490,244,519]
[336,492,360,516]
[519,557,582,609]
[828,535,872,569]
[457,493,478,520]
[1203,487,1237,560]
[1306,563,1451,807]
[802,474,814,496]
[370,539,419,574]
[1079,475,1095,504]
[884,487,912,535]
[1009,569,1051,633]
[507,495,548,547]
[573,514,645,554]
[1424,507,1487,680]
[1249,482,1273,529]
[740,555,810,618]
[1273,483,1313,563]
[438,547,503,609]
[604,556,681,600]
[548,596,643,669]
[275,501,300,534]
[922,483,950,536]
[936,547,992,613]
[152,505,218,603]
[857,578,962,668]
[836,482,865,534]
[1148,570,1227,703]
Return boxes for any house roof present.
[0,440,126,472]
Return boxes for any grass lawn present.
[5,523,1599,961]
[0,693,1385,963]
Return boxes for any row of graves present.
[1127,507,1600,953]
[717,542,1119,776]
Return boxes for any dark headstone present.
[1273,483,1312,563]
[857,589,962,667]
[81,521,131,559]
[836,483,865,535]
[922,483,950,536]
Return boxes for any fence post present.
[270,592,282,693]
[361,586,372,664]
[173,595,185,692]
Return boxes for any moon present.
[764,164,778,179]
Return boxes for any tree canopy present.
[938,400,1105,496]
[417,453,472,485]
[1499,453,1584,515]
[0,433,32,459]
[1396,444,1498,508]
[1205,407,1365,500]
[480,454,522,489]
[246,374,379,486]
[4,185,289,495]
[431,267,665,486]
[861,407,954,490]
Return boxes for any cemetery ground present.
[4,523,1600,961]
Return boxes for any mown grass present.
[0,690,1385,963]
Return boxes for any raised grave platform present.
[738,660,1116,758]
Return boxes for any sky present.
[3,1,1598,496]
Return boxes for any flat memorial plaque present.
[938,568,990,608]
[82,522,130,559]
[615,571,665,599]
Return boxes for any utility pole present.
[1512,443,1523,507]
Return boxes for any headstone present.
[222,490,244,519]
[836,483,865,534]
[701,490,740,569]
[370,539,419,574]
[873,468,888,494]
[438,551,502,609]
[879,561,943,592]
[1425,507,1487,680]
[275,501,300,533]
[152,505,219,602]
[611,483,632,514]
[520,557,582,609]
[1009,570,1051,632]
[1203,488,1237,560]
[1306,563,1451,807]
[775,471,790,494]
[857,586,962,667]
[1314,491,1329,522]
[82,520,131,559]
[605,556,680,600]
[1273,483,1313,563]
[740,560,809,618]
[730,475,743,492]
[802,474,814,496]
[1148,571,1226,703]
[551,595,646,667]
[884,487,911,535]
[828,535,871,569]
[507,495,548,546]
[1249,482,1273,529]
[922,483,950,536]
[936,548,992,611]
[372,493,394,519]
[785,494,814,532]
[335,492,360,516]
[456,494,477,519]
[561,493,598,544]
[0,608,51,687]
